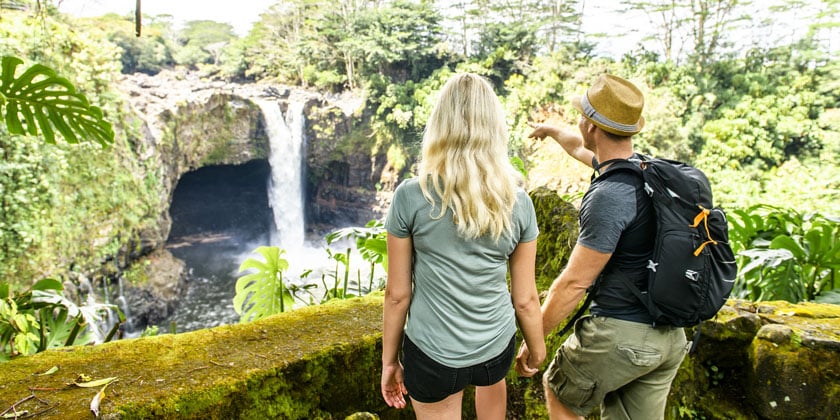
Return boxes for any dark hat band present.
[581,93,641,134]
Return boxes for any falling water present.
[260,99,306,250]
[114,277,132,332]
[257,99,376,299]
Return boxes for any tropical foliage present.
[1,278,119,361]
[324,219,388,296]
[0,25,131,361]
[729,205,840,303]
[0,56,114,146]
[0,0,838,342]
[233,246,294,322]
[0,55,123,360]
[233,222,388,323]
[1,8,161,283]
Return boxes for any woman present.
[380,73,546,419]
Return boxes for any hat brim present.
[571,95,644,137]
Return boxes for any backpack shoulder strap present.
[556,275,601,337]
[592,154,646,178]
[592,157,644,182]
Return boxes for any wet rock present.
[120,249,186,334]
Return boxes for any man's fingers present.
[527,123,548,139]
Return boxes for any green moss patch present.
[529,187,578,289]
[0,296,387,419]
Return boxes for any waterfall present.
[258,100,306,250]
[114,276,132,333]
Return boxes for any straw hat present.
[572,74,645,136]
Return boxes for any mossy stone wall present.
[0,297,402,419]
[530,186,578,290]
[668,300,840,420]
[2,298,839,419]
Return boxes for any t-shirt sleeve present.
[384,180,413,238]
[577,179,637,253]
[517,190,539,243]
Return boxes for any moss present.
[747,335,840,419]
[0,296,386,419]
[307,105,348,145]
[2,285,837,420]
[122,259,151,285]
[669,299,840,420]
[529,186,578,289]
[748,300,840,342]
[200,137,237,165]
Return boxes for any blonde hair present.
[418,73,523,241]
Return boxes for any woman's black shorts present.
[401,334,516,403]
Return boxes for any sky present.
[58,0,644,56]
[57,0,827,59]
[58,0,278,36]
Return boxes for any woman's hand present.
[381,362,408,408]
[515,342,542,377]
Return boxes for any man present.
[514,74,688,419]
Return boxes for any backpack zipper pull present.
[690,206,718,256]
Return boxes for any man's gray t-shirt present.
[578,157,656,322]
[577,177,637,253]
[384,177,539,368]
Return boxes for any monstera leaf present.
[0,55,114,146]
[234,246,294,322]
[326,219,388,270]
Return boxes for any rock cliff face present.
[120,71,382,246]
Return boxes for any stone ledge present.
[3,294,839,419]
[0,296,392,419]
[671,299,840,420]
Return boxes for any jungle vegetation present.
[0,0,839,353]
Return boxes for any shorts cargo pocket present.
[546,349,596,408]
[617,346,662,367]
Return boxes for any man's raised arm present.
[527,123,594,168]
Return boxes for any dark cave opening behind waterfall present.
[162,160,274,333]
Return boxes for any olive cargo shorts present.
[544,315,688,419]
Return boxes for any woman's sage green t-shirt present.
[384,177,539,368]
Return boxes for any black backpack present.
[559,154,737,338]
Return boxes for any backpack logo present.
[685,270,700,282]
